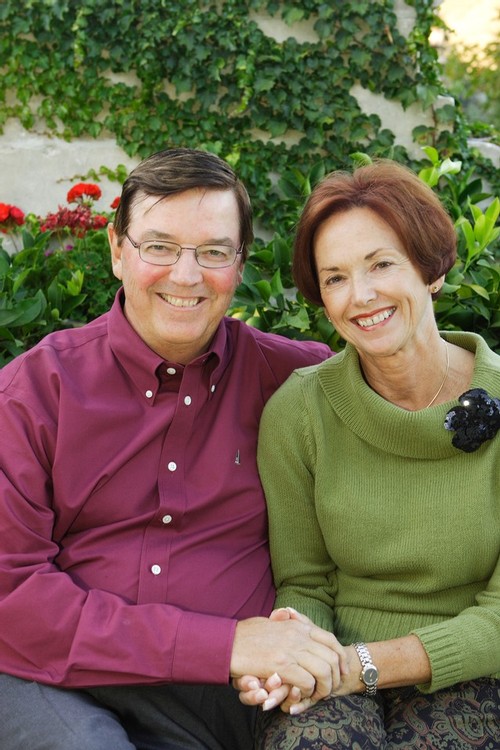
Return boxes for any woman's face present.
[314,206,441,360]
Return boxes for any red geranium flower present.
[110,196,120,210]
[0,203,10,222]
[0,202,25,232]
[92,215,108,230]
[41,205,95,237]
[9,206,25,226]
[67,183,102,204]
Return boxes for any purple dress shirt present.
[0,290,331,688]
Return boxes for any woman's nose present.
[350,274,376,306]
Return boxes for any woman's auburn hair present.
[292,159,457,307]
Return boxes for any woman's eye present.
[375,261,392,270]
[324,275,343,286]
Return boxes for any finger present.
[232,675,263,691]
[269,608,292,622]
[288,696,316,715]
[274,664,316,698]
[262,684,291,711]
[280,685,302,711]
[282,607,310,623]
[293,651,335,699]
[307,627,350,677]
[238,687,269,707]
[263,672,282,691]
[283,609,349,676]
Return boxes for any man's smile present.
[158,293,201,308]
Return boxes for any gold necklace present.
[425,341,450,408]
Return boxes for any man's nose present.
[167,247,204,283]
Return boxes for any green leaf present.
[283,7,305,25]
[0,291,46,327]
[284,307,310,330]
[468,284,490,301]
[254,280,272,302]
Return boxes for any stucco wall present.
[2,0,496,224]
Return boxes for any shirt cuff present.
[171,611,237,684]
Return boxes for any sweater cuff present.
[411,623,463,693]
[171,612,237,684]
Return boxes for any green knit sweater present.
[257,332,500,693]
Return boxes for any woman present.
[239,160,500,748]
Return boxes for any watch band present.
[352,642,379,696]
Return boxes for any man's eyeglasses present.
[125,232,243,269]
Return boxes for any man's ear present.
[108,224,123,281]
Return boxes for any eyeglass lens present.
[139,240,238,267]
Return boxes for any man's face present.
[109,188,243,364]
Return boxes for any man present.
[0,148,342,750]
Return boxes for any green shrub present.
[0,228,119,365]
[1,151,499,365]
[231,149,500,353]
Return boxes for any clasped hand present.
[230,607,348,715]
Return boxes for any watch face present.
[362,665,378,686]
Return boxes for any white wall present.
[2,1,497,223]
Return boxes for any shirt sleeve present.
[257,373,337,633]
[0,395,236,688]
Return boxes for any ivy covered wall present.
[0,0,465,232]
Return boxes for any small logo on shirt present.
[234,450,241,465]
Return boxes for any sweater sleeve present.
[412,549,500,693]
[257,372,336,634]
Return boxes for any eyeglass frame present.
[124,231,244,268]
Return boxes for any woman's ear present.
[429,274,446,294]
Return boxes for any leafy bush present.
[1,152,499,365]
[442,33,500,139]
[232,149,500,352]
[0,0,474,234]
[0,228,119,365]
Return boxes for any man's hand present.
[230,607,348,707]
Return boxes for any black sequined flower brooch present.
[444,388,500,453]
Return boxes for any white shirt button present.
[211,385,216,393]
[167,461,177,472]
[151,564,162,575]
[145,390,153,398]
[162,514,173,524]
[166,367,176,375]
[184,396,192,406]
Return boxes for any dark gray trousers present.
[0,673,256,750]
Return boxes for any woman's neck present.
[358,335,461,411]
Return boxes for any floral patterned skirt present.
[255,679,500,750]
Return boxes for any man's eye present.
[199,246,231,259]
[145,243,177,255]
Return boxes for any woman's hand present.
[233,672,300,712]
[233,607,349,714]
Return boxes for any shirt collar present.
[107,288,230,402]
